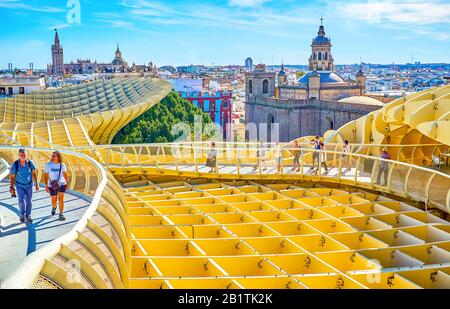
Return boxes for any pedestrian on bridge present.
[310,136,321,172]
[341,140,351,174]
[44,151,69,221]
[377,147,391,186]
[320,141,329,175]
[9,149,39,224]
[206,142,217,173]
[274,142,283,174]
[291,140,301,173]
[254,140,267,171]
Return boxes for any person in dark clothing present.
[377,147,391,186]
[9,149,39,223]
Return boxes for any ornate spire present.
[54,29,60,46]
[318,17,325,37]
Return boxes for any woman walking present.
[274,142,283,173]
[44,151,69,221]
[342,140,351,174]
[206,142,217,173]
[254,140,267,171]
[291,140,301,172]
[377,147,391,186]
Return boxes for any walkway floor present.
[112,163,374,183]
[0,181,90,282]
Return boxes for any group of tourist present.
[204,138,392,183]
[9,149,68,224]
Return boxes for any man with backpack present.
[9,149,39,223]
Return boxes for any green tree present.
[112,91,212,144]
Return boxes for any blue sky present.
[1,0,449,69]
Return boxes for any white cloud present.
[117,0,317,38]
[48,23,72,30]
[93,12,162,35]
[334,0,450,25]
[228,0,271,8]
[0,0,64,13]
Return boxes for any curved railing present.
[0,146,130,289]
[73,141,448,168]
[2,126,447,171]
[78,143,450,214]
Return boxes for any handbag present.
[50,164,62,191]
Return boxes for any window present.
[19,87,25,94]
[318,52,322,61]
[248,79,253,94]
[222,100,229,109]
[324,52,328,60]
[263,79,269,94]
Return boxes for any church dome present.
[313,35,331,45]
[298,71,346,87]
[338,96,383,106]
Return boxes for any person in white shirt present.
[44,151,69,221]
[274,142,283,173]
[342,140,351,174]
[206,142,217,173]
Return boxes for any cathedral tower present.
[51,29,65,76]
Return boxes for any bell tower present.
[308,18,334,71]
[51,29,65,76]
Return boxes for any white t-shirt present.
[45,162,67,186]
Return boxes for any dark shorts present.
[313,152,320,162]
[206,158,216,168]
[49,185,66,196]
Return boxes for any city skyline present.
[1,0,450,69]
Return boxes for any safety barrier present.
[0,146,130,289]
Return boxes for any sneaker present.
[20,215,25,223]
[59,214,66,221]
[26,216,33,224]
[51,207,56,216]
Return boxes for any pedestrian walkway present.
[0,181,90,282]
